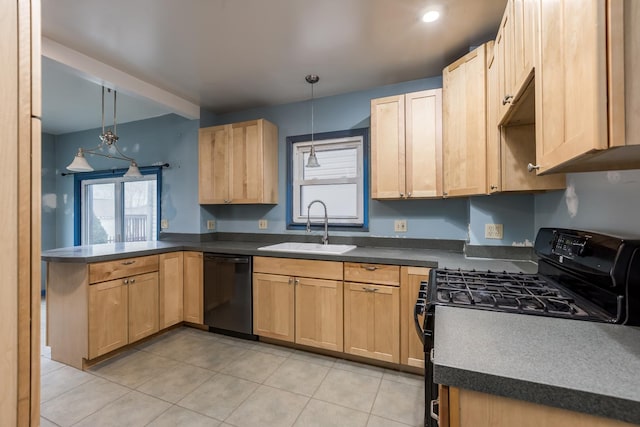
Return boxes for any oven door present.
[414,280,439,427]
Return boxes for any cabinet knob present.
[406,192,411,198]
[294,278,299,285]
[288,277,293,285]
[502,95,514,105]
[490,185,498,190]
[123,279,129,284]
[527,163,541,173]
[399,192,404,198]
[130,278,135,283]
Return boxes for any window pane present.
[301,184,358,218]
[124,180,157,242]
[87,183,115,244]
[303,148,358,180]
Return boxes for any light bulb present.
[422,11,440,23]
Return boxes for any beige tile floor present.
[40,300,425,426]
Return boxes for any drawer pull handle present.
[363,266,377,271]
[362,287,378,293]
[121,260,136,265]
[430,399,440,421]
[430,348,435,362]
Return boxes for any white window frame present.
[81,175,158,244]
[291,136,365,226]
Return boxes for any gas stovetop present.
[432,269,592,319]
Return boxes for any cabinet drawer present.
[89,255,159,284]
[344,262,400,286]
[253,256,343,280]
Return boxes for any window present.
[287,128,368,229]
[74,169,161,245]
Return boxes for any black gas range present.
[414,227,640,427]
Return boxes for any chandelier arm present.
[109,141,135,162]
[83,149,134,163]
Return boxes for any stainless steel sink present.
[257,242,357,255]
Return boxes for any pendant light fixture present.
[305,74,320,168]
[66,86,143,178]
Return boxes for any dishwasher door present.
[203,253,255,340]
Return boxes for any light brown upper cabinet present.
[371,89,443,199]
[487,44,566,193]
[496,0,537,125]
[443,43,489,197]
[199,119,278,204]
[534,0,640,174]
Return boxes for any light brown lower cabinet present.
[183,251,204,324]
[159,252,184,328]
[252,257,344,350]
[295,277,343,352]
[343,282,400,363]
[400,266,430,368]
[88,271,159,359]
[440,386,636,427]
[253,273,295,342]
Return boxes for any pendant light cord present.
[311,82,314,143]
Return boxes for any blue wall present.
[202,76,470,240]
[52,114,200,247]
[535,170,640,236]
[50,76,638,251]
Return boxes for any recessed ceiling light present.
[422,10,440,23]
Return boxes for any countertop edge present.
[40,243,441,268]
[433,365,640,425]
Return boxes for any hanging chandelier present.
[305,74,320,168]
[66,86,142,178]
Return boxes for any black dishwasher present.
[203,253,256,340]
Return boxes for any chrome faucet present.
[306,199,329,245]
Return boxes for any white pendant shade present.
[124,162,143,178]
[66,151,94,172]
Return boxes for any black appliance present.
[203,253,256,340]
[414,228,640,426]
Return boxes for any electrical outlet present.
[161,219,169,229]
[394,219,407,233]
[207,220,216,230]
[258,219,268,229]
[485,223,504,239]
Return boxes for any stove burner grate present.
[435,269,588,317]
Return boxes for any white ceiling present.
[41,0,506,134]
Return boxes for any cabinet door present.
[486,46,501,193]
[535,0,607,174]
[295,277,343,352]
[512,0,536,92]
[496,4,513,120]
[253,273,295,342]
[443,44,488,197]
[88,279,128,359]
[230,120,263,203]
[183,251,203,324]
[371,95,405,199]
[405,89,443,198]
[199,125,230,204]
[400,267,430,369]
[159,252,184,329]
[128,272,159,342]
[344,282,400,363]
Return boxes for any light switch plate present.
[207,220,215,230]
[485,223,504,239]
[394,219,407,232]
[161,219,169,229]
[258,219,268,229]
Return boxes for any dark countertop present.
[41,239,537,272]
[433,305,640,425]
